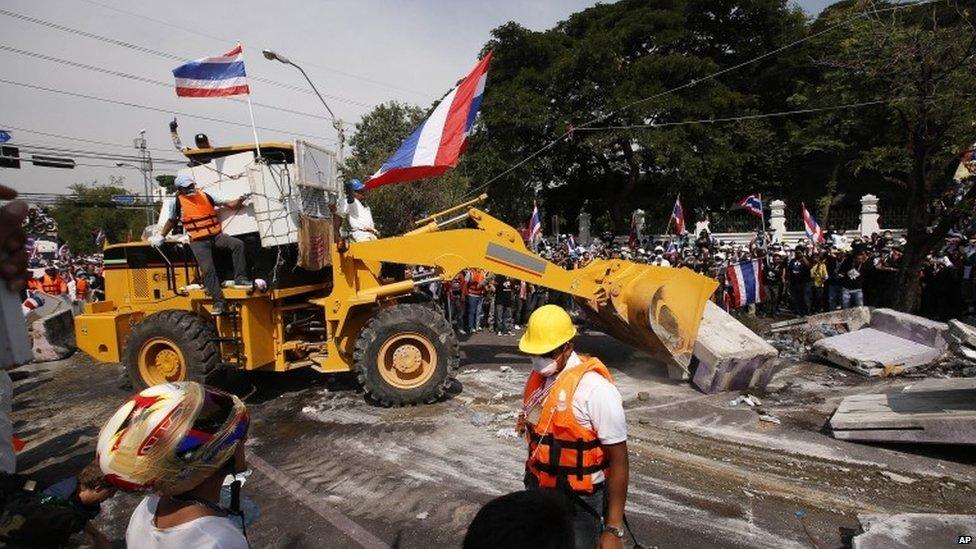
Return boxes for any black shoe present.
[211,303,227,316]
[234,278,252,287]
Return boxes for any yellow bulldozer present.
[74,140,716,406]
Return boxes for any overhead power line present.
[12,143,187,165]
[0,124,183,154]
[0,8,374,109]
[0,153,177,171]
[0,45,349,124]
[0,78,338,144]
[77,0,431,98]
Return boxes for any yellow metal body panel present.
[215,296,277,370]
[74,309,145,363]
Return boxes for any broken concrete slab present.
[870,308,948,351]
[810,328,943,376]
[692,301,779,393]
[948,319,976,349]
[768,306,871,334]
[830,378,976,444]
[852,514,976,549]
[30,309,76,363]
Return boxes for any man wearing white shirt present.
[335,179,379,242]
[517,305,629,549]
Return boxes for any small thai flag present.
[671,195,685,234]
[528,202,542,245]
[22,292,44,316]
[726,259,764,308]
[173,44,249,98]
[565,235,577,253]
[802,202,825,243]
[739,194,763,218]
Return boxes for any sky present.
[1,0,833,196]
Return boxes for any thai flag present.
[22,291,44,317]
[528,202,542,246]
[739,194,763,218]
[173,44,249,98]
[802,202,825,243]
[565,235,577,253]
[726,259,764,308]
[367,53,492,189]
[671,195,685,234]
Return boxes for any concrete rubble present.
[24,292,77,363]
[852,514,976,549]
[691,301,782,394]
[810,308,949,376]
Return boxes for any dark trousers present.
[525,475,606,549]
[189,232,246,306]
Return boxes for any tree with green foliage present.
[471,0,808,233]
[802,0,976,311]
[343,101,470,235]
[155,174,176,194]
[49,179,146,253]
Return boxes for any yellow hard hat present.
[519,304,577,355]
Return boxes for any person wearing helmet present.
[98,382,250,548]
[516,305,629,549]
[335,179,379,242]
[153,175,251,316]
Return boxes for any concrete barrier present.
[869,308,948,351]
[692,301,780,393]
[30,308,76,363]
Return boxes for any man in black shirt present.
[493,274,514,335]
[787,245,812,316]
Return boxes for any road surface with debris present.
[13,331,976,548]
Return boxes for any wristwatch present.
[602,524,625,538]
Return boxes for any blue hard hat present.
[175,174,196,189]
[349,179,365,192]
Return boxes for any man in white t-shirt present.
[335,179,379,242]
[517,304,629,549]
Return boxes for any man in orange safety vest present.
[516,304,630,549]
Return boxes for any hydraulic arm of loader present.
[340,200,717,369]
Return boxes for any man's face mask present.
[531,354,559,377]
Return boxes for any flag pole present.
[240,43,262,160]
[759,193,767,245]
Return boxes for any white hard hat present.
[175,175,196,189]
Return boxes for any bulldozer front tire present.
[354,303,459,406]
[124,310,220,390]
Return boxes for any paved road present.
[13,330,976,548]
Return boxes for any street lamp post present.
[261,49,345,164]
[128,130,155,225]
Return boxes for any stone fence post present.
[577,211,591,245]
[768,200,786,242]
[860,194,880,236]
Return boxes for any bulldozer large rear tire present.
[354,303,459,406]
[124,310,220,390]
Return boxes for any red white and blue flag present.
[367,53,492,189]
[726,259,764,308]
[802,202,825,243]
[670,195,685,234]
[173,44,249,98]
[528,202,542,247]
[738,194,763,218]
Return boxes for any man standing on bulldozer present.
[516,304,630,549]
[150,175,250,316]
[336,179,379,242]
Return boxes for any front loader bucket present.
[575,261,718,370]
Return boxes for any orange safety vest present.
[466,270,486,297]
[76,277,89,299]
[40,274,66,295]
[178,192,221,240]
[521,355,613,493]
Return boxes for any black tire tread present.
[353,303,459,407]
[123,310,221,389]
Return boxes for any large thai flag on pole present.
[802,202,825,243]
[738,194,763,218]
[726,259,764,308]
[173,45,250,97]
[367,53,492,190]
[528,202,542,247]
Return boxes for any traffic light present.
[0,146,20,169]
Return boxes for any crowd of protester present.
[419,224,973,330]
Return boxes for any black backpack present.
[0,473,89,548]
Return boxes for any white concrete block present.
[870,308,948,351]
[811,328,942,376]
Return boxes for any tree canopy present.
[49,180,147,254]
